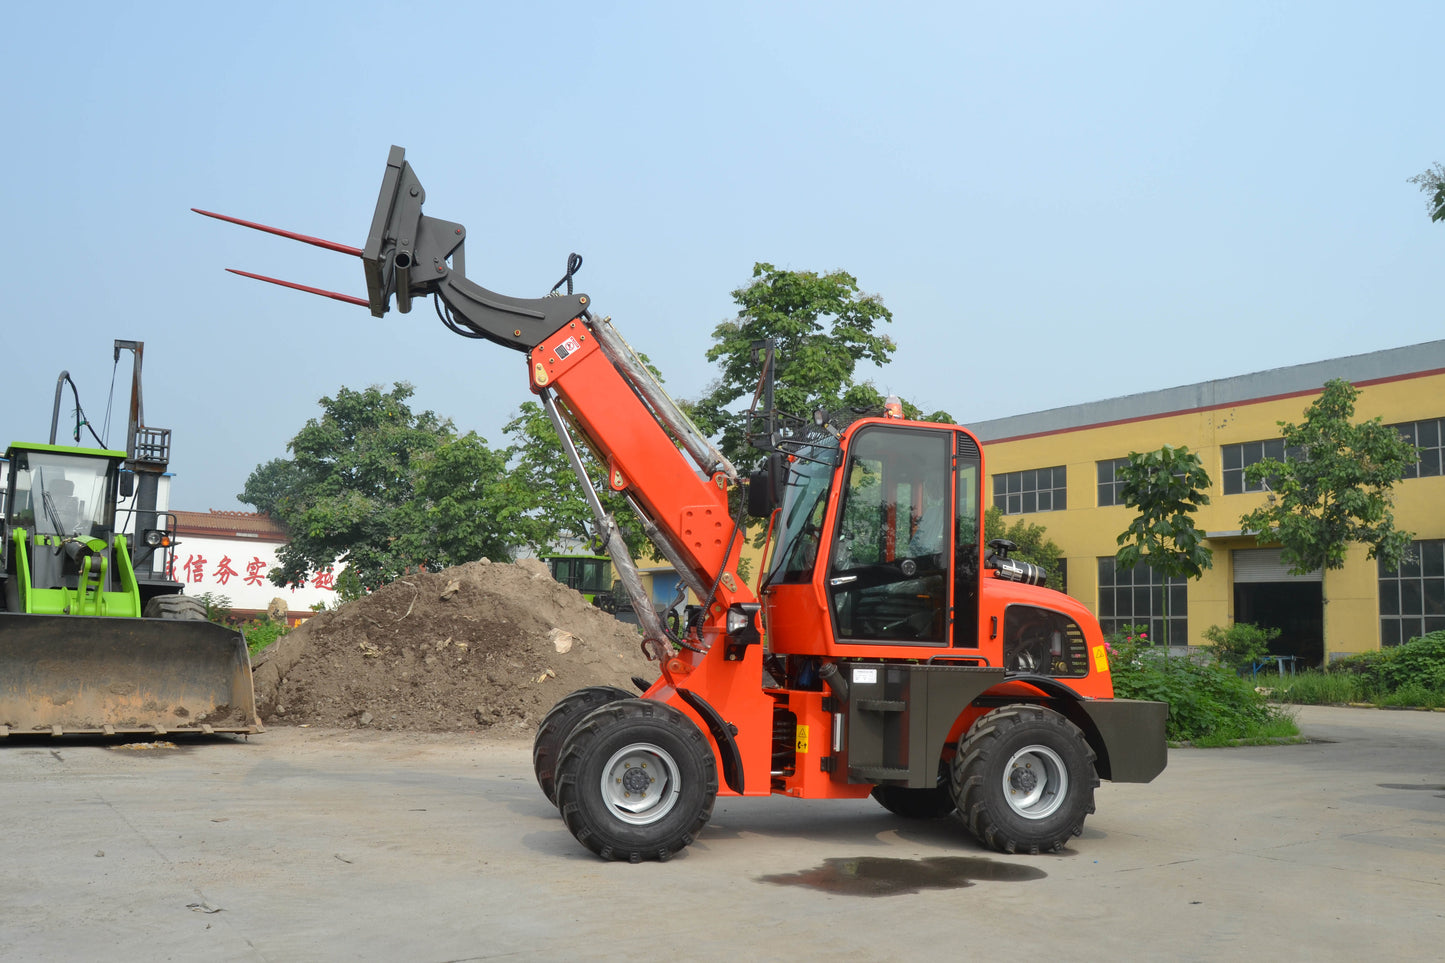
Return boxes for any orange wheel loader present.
[201,146,1166,860]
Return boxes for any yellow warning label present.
[1092,644,1110,674]
[795,724,810,753]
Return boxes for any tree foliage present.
[405,430,533,569]
[238,383,526,590]
[1408,162,1445,223]
[983,506,1063,577]
[1114,445,1214,580]
[690,262,950,469]
[1238,379,1417,575]
[501,400,654,559]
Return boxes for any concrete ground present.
[1,705,1441,962]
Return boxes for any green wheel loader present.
[0,439,259,737]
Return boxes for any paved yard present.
[1,705,1441,961]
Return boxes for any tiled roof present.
[171,509,288,541]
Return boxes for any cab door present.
[825,425,952,645]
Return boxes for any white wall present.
[170,533,342,613]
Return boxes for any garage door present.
[1232,547,1322,583]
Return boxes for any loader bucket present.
[0,613,261,737]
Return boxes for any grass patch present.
[1269,671,1364,705]
[1270,631,1445,709]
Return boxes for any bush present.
[1275,631,1445,708]
[240,617,289,657]
[196,591,233,623]
[1201,622,1279,672]
[1377,630,1445,693]
[1107,626,1295,744]
[1324,630,1445,703]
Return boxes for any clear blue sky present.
[3,2,1439,510]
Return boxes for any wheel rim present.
[600,742,682,826]
[1002,744,1068,820]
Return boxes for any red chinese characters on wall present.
[174,554,338,594]
[214,556,240,586]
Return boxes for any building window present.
[1221,438,1287,495]
[1392,418,1444,479]
[1097,557,1187,645]
[1097,458,1129,507]
[993,466,1066,515]
[1378,539,1445,646]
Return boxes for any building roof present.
[968,339,1445,443]
[172,509,288,541]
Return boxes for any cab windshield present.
[9,451,114,538]
[763,441,840,587]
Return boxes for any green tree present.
[403,431,532,568]
[691,263,949,469]
[501,401,655,559]
[238,383,525,590]
[1238,378,1418,575]
[1408,163,1445,223]
[1114,445,1214,580]
[983,506,1063,577]
[236,457,304,518]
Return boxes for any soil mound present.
[250,558,656,732]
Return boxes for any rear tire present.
[533,686,635,805]
[143,594,207,621]
[555,699,717,862]
[951,704,1098,854]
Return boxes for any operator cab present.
[756,417,1100,682]
[758,418,982,656]
[2,443,129,613]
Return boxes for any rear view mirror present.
[747,452,787,519]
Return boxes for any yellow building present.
[968,339,1445,667]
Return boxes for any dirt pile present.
[250,558,657,732]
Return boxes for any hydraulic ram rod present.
[590,317,737,483]
[538,388,668,651]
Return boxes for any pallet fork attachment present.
[194,146,590,352]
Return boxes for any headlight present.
[726,604,756,636]
[724,602,762,660]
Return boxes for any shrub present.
[1277,631,1445,707]
[1107,626,1293,743]
[240,617,289,657]
[1376,630,1445,693]
[196,591,233,623]
[1378,683,1445,710]
[1325,630,1445,702]
[1201,622,1280,672]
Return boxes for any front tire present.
[555,699,717,862]
[951,704,1098,854]
[533,686,634,805]
[143,594,207,621]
